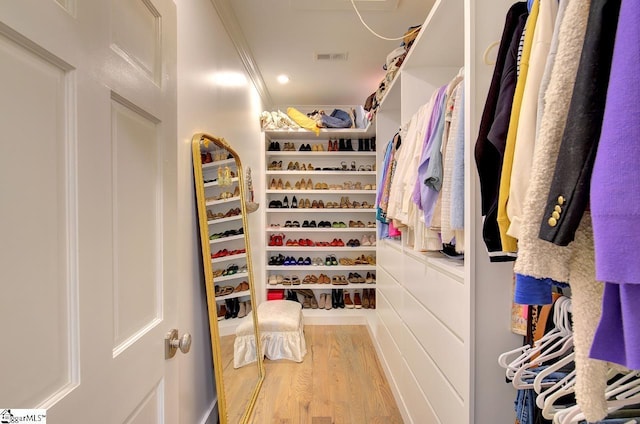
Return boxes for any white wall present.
[176,1,265,422]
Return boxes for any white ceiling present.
[213,0,435,109]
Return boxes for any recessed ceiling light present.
[277,74,290,84]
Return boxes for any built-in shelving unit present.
[370,0,520,423]
[262,124,378,318]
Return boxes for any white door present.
[0,1,179,423]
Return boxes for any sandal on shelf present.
[234,281,249,292]
[220,285,234,296]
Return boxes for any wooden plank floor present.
[246,325,403,424]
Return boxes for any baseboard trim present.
[366,312,413,424]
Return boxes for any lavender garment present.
[420,103,447,225]
[589,0,640,368]
[591,284,640,369]
[411,85,448,209]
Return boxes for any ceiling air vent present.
[314,52,349,61]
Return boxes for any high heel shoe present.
[277,178,284,189]
[291,196,298,208]
[282,196,289,208]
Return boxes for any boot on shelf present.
[217,303,227,320]
[338,138,346,151]
[237,300,247,318]
[224,299,233,319]
[362,289,370,309]
[345,138,354,151]
[231,298,240,318]
[353,292,362,309]
[363,138,370,152]
[370,136,376,151]
[286,289,299,303]
[344,292,354,309]
[358,138,364,151]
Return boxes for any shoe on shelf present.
[318,293,326,309]
[237,301,247,318]
[223,299,233,319]
[217,303,227,320]
[353,292,362,309]
[362,289,370,309]
[301,295,311,309]
[309,292,319,309]
[344,292,354,309]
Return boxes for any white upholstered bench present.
[234,300,307,368]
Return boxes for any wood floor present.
[244,325,403,424]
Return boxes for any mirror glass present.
[191,133,264,424]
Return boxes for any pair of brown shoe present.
[361,289,376,309]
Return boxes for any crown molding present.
[210,0,274,108]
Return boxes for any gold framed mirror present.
[191,133,264,424]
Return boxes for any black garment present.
[538,0,622,246]
[475,2,528,260]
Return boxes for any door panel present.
[111,0,161,84]
[0,0,178,422]
[0,25,78,408]
[111,97,161,352]
[122,381,163,424]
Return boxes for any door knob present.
[165,329,192,359]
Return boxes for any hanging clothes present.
[475,2,528,261]
[497,0,540,253]
[514,0,625,421]
[513,0,591,302]
[507,0,559,241]
[589,0,640,371]
[441,79,464,247]
[537,0,620,247]
[449,85,465,252]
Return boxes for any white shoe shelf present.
[263,126,378,314]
